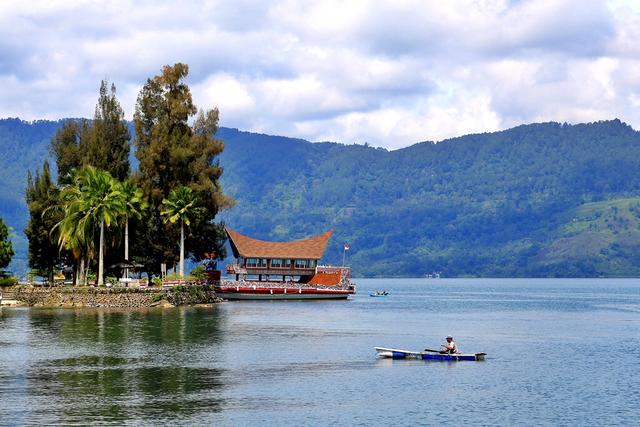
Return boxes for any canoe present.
[375,347,486,361]
[369,293,388,297]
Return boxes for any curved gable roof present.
[225,227,332,260]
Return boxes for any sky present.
[1,0,639,149]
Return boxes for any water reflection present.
[1,307,227,425]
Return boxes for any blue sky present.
[1,0,639,149]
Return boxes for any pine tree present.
[0,216,14,271]
[83,80,131,181]
[25,161,63,282]
[50,120,85,185]
[133,63,232,277]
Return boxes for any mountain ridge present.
[2,117,640,277]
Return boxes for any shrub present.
[0,276,17,287]
[190,265,207,280]
[152,292,164,302]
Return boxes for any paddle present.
[423,348,442,353]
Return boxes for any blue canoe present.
[369,291,389,297]
[375,347,486,361]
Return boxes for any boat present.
[375,347,486,361]
[215,227,356,300]
[369,290,389,297]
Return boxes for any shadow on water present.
[1,307,229,425]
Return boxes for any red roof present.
[225,227,333,260]
[308,270,342,286]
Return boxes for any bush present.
[0,276,17,287]
[152,292,164,302]
[190,265,207,280]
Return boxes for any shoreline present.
[0,284,225,308]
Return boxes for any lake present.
[1,278,639,425]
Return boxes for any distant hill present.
[2,118,640,277]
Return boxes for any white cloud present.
[0,0,639,148]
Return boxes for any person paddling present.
[440,335,459,354]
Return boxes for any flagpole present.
[342,246,346,268]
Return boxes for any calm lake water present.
[1,278,639,426]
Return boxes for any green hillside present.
[2,118,640,277]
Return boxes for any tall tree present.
[58,166,125,286]
[119,180,146,278]
[0,216,14,272]
[133,63,232,277]
[49,121,84,185]
[161,187,200,278]
[25,161,62,282]
[83,80,131,181]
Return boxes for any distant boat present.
[425,272,441,279]
[369,290,389,297]
[375,347,486,361]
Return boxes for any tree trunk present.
[180,219,185,278]
[124,218,129,279]
[79,257,85,287]
[98,216,105,286]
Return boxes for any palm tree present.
[56,166,125,286]
[161,186,200,278]
[119,180,146,278]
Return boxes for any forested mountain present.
[2,117,640,277]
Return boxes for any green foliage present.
[133,63,231,276]
[57,166,127,285]
[6,117,640,277]
[0,276,17,287]
[0,216,14,269]
[84,81,131,181]
[49,120,84,185]
[25,161,62,280]
[152,292,164,302]
[216,120,640,277]
[189,265,207,280]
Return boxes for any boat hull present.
[215,286,354,300]
[375,347,486,361]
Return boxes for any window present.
[284,259,292,268]
[246,258,267,268]
[309,259,317,268]
[271,258,283,268]
[294,259,308,269]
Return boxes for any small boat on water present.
[375,347,486,361]
[369,290,388,297]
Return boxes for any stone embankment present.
[1,284,224,308]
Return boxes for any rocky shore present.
[1,284,225,308]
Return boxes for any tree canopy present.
[0,216,14,271]
[133,63,231,275]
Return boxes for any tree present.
[54,173,97,286]
[161,186,200,278]
[0,216,14,271]
[25,161,63,282]
[57,166,125,286]
[133,63,232,278]
[49,120,85,185]
[83,80,131,181]
[119,180,146,277]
